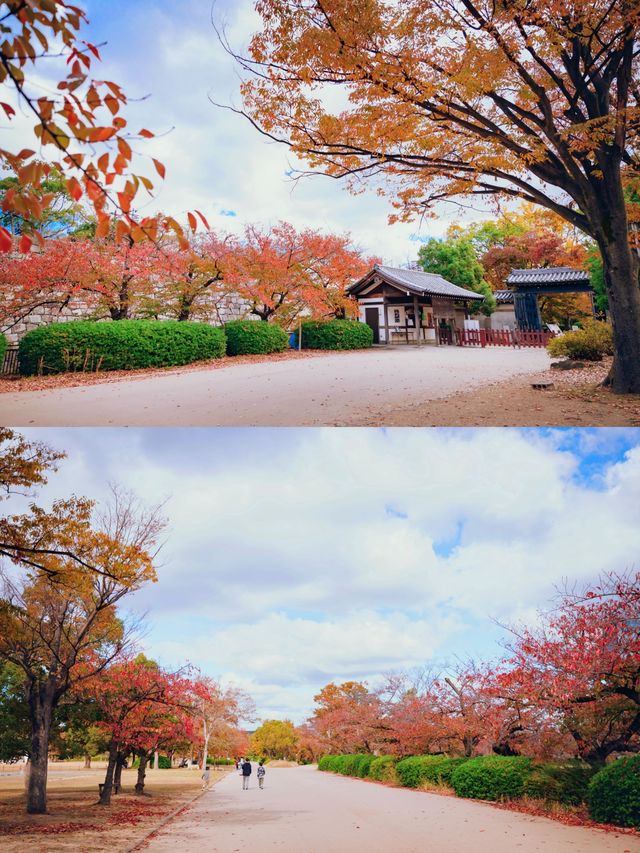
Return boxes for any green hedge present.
[157,755,171,769]
[524,761,595,806]
[318,754,374,777]
[587,755,640,828]
[368,756,397,783]
[0,333,6,367]
[224,320,288,355]
[207,757,235,766]
[300,319,373,350]
[395,755,449,788]
[451,756,533,801]
[18,320,226,375]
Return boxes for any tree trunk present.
[113,752,125,792]
[26,699,52,814]
[590,168,640,394]
[178,298,193,322]
[135,751,149,795]
[84,755,91,769]
[99,741,119,806]
[153,749,159,770]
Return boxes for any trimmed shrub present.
[224,320,288,356]
[547,321,613,362]
[300,319,373,350]
[395,755,448,788]
[318,754,374,777]
[157,755,171,769]
[207,757,235,766]
[0,333,6,367]
[431,757,469,787]
[451,756,533,801]
[524,761,596,806]
[369,756,398,783]
[18,320,226,376]
[351,754,375,778]
[587,756,640,828]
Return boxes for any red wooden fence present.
[454,328,555,348]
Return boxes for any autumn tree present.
[500,570,640,762]
[225,222,375,325]
[0,427,63,498]
[250,719,299,760]
[309,681,384,754]
[192,676,255,768]
[0,486,164,814]
[86,655,194,803]
[0,1,203,251]
[142,233,233,322]
[237,0,640,392]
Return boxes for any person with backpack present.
[241,757,252,790]
[257,759,266,789]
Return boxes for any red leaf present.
[152,158,166,179]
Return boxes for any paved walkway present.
[0,346,549,426]
[142,766,639,853]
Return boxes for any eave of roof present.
[349,264,484,302]
[506,267,591,286]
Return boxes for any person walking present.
[257,760,266,789]
[241,758,252,790]
[201,765,211,791]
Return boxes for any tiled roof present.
[506,267,591,285]
[494,290,514,303]
[349,265,484,301]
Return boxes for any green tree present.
[0,661,30,762]
[417,238,495,316]
[0,170,95,240]
[250,719,299,760]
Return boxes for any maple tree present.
[238,0,640,392]
[0,1,207,251]
[0,484,164,814]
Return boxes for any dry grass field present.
[0,762,228,853]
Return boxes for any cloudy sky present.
[11,427,640,724]
[7,0,496,263]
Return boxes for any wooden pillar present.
[382,289,390,345]
[413,293,421,345]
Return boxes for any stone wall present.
[1,291,253,347]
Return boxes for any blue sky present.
[8,0,481,263]
[13,427,640,723]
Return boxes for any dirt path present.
[142,766,639,853]
[0,347,549,426]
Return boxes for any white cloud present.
[14,427,640,721]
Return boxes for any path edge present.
[124,787,207,852]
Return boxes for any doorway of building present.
[365,307,380,344]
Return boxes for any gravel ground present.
[369,357,640,427]
[0,345,550,426]
[141,765,640,853]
